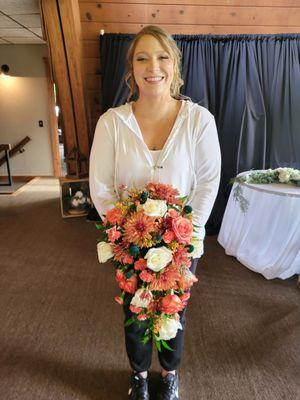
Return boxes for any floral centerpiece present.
[230,167,300,212]
[96,182,202,351]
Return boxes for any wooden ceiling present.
[0,0,45,44]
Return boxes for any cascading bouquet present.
[96,182,202,351]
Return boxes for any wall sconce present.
[1,64,10,76]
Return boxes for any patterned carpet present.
[0,177,299,400]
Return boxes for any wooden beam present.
[58,0,91,159]
[43,57,62,178]
[40,0,77,172]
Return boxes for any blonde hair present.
[125,25,185,102]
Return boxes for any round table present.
[218,171,300,280]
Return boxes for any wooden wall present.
[78,0,300,136]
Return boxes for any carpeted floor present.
[0,177,299,400]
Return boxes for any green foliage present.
[124,316,135,327]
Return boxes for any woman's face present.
[132,34,174,99]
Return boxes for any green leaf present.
[154,339,162,352]
[141,335,151,345]
[161,340,175,352]
[124,316,135,327]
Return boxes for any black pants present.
[123,258,199,372]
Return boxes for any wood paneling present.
[80,3,300,26]
[82,22,300,38]
[78,0,300,139]
[79,0,300,6]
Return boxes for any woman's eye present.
[159,56,169,60]
[137,57,146,61]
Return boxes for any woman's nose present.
[147,57,160,71]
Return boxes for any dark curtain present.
[99,33,300,234]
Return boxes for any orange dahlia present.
[149,266,181,292]
[124,211,157,247]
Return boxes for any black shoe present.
[128,372,150,400]
[157,373,179,400]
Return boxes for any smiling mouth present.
[144,77,164,83]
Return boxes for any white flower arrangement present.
[69,190,91,210]
[231,168,300,213]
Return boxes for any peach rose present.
[163,230,175,243]
[172,217,193,244]
[160,294,184,314]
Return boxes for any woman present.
[89,25,221,400]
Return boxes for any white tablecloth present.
[218,175,300,280]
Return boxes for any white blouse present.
[89,100,221,240]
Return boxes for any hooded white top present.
[89,100,221,240]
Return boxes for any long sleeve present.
[189,114,221,240]
[89,114,119,219]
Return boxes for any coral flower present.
[180,292,191,307]
[134,258,147,271]
[173,247,190,268]
[177,270,198,291]
[123,275,138,294]
[137,314,149,321]
[149,267,181,292]
[124,211,157,247]
[129,305,142,314]
[114,296,124,305]
[146,182,181,205]
[106,207,124,225]
[161,294,184,314]
[106,226,121,242]
[140,270,154,283]
[113,243,134,265]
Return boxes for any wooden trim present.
[79,0,300,6]
[81,21,300,37]
[43,57,62,178]
[79,3,300,26]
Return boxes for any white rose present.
[97,241,114,263]
[157,315,182,341]
[142,199,167,217]
[145,246,173,272]
[278,168,290,183]
[190,237,204,258]
[75,190,84,198]
[130,288,153,308]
